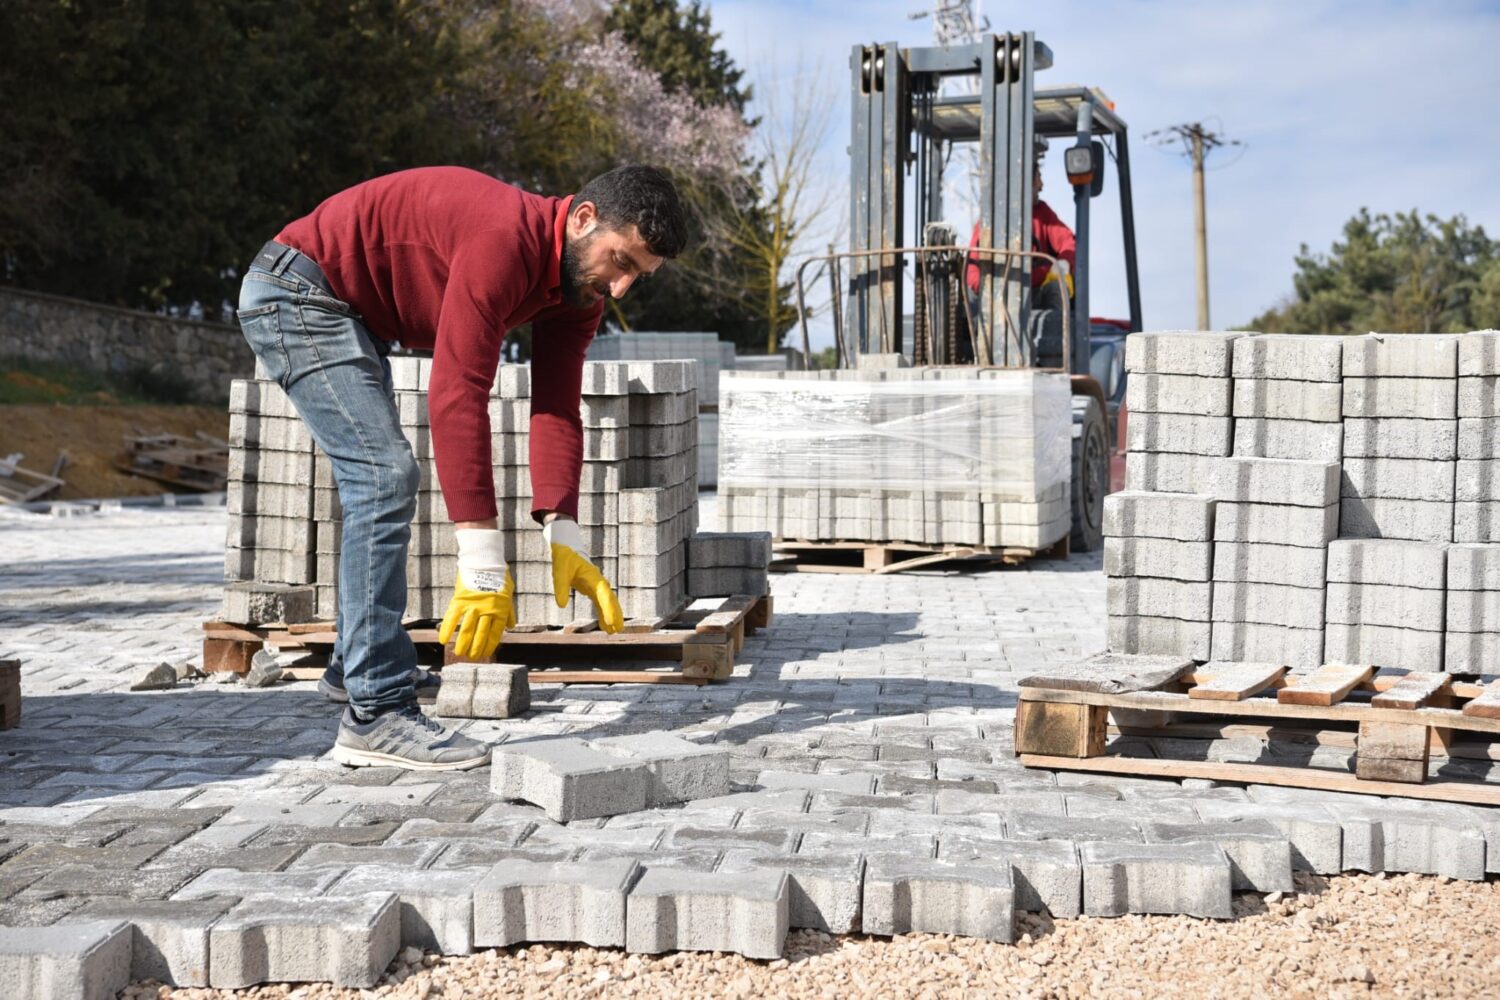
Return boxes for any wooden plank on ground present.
[1463,679,1500,720]
[1372,671,1452,710]
[1278,663,1375,707]
[1188,662,1287,701]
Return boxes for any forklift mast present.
[826,32,1143,374]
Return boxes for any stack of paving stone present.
[586,331,737,488]
[718,368,1072,549]
[226,357,767,629]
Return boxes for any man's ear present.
[568,200,599,239]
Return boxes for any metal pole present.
[1072,101,1092,378]
[1192,126,1210,330]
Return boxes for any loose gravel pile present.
[123,871,1500,1000]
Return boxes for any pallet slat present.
[1371,672,1451,710]
[1277,664,1374,707]
[1463,680,1500,720]
[1188,662,1286,702]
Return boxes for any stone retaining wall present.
[0,286,252,403]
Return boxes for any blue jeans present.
[237,249,419,714]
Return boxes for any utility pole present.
[1146,122,1241,330]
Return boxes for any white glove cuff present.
[543,518,586,555]
[455,528,508,591]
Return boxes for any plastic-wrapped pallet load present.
[718,368,1072,550]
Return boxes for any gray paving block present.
[1445,630,1500,674]
[0,921,133,1000]
[1006,811,1145,844]
[1126,412,1232,455]
[1456,459,1500,502]
[1344,417,1457,460]
[1320,800,1486,880]
[472,857,639,948]
[1193,800,1342,875]
[1211,541,1326,588]
[1079,840,1233,918]
[1458,330,1500,376]
[714,852,865,934]
[757,770,876,795]
[1232,378,1343,422]
[1106,614,1210,660]
[174,868,344,901]
[1344,377,1457,419]
[74,898,236,988]
[1460,417,1500,459]
[686,530,773,569]
[1343,333,1458,378]
[1323,623,1443,672]
[209,893,399,989]
[1212,581,1326,630]
[861,855,1015,941]
[588,734,730,806]
[1124,452,1226,494]
[1327,538,1447,588]
[1103,491,1215,541]
[935,837,1082,917]
[624,866,788,959]
[1124,331,1240,376]
[1342,457,1455,502]
[1339,496,1453,543]
[1448,543,1500,590]
[326,866,481,955]
[1232,418,1344,462]
[1214,501,1338,547]
[1326,581,1445,630]
[432,664,530,719]
[1107,577,1211,621]
[1445,589,1500,633]
[1232,333,1344,381]
[1210,620,1326,669]
[1214,457,1340,507]
[1125,373,1231,416]
[1455,501,1500,542]
[491,738,651,822]
[1459,376,1500,418]
[1104,537,1212,581]
[1143,819,1293,891]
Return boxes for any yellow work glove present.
[1042,266,1075,297]
[544,518,624,633]
[438,528,516,660]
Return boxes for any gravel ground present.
[121,871,1500,999]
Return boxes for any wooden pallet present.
[201,594,773,686]
[772,536,1068,574]
[0,461,65,505]
[1015,661,1500,806]
[115,433,228,492]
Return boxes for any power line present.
[1144,122,1242,329]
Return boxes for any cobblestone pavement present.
[2,501,1499,988]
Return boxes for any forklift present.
[794,32,1143,550]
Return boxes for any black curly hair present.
[575,165,689,259]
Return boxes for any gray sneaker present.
[332,705,490,771]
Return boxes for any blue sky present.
[706,0,1500,345]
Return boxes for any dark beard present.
[558,229,598,308]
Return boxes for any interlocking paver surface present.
[2,499,1498,976]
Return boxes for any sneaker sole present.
[330,743,490,771]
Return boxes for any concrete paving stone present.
[1213,457,1340,508]
[665,827,800,854]
[1124,452,1226,495]
[208,891,399,989]
[1106,614,1211,660]
[1124,331,1240,376]
[684,788,812,814]
[1106,577,1211,621]
[1192,800,1342,875]
[624,866,788,959]
[1344,416,1458,460]
[1210,621,1326,670]
[757,770,876,795]
[588,733,731,806]
[1458,330,1500,376]
[715,851,864,934]
[809,791,934,813]
[1104,537,1212,581]
[1455,500,1500,542]
[1459,417,1500,459]
[73,897,236,988]
[287,843,445,870]
[1326,581,1445,630]
[736,809,871,838]
[216,801,354,828]
[1447,588,1500,632]
[861,854,1015,942]
[1214,500,1338,547]
[936,789,1066,816]
[1344,376,1458,420]
[1232,417,1344,462]
[491,738,650,822]
[1143,819,1293,892]
[1343,333,1459,378]
[0,919,132,1000]
[1457,459,1500,502]
[1327,538,1447,588]
[1233,333,1344,381]
[935,836,1082,917]
[1079,840,1233,919]
[326,865,484,955]
[1323,622,1444,672]
[1339,496,1454,544]
[1450,544,1500,592]
[1006,811,1144,844]
[1318,800,1486,880]
[219,582,315,626]
[1342,457,1456,502]
[1127,412,1232,456]
[472,857,640,949]
[1064,797,1198,822]
[866,810,1002,838]
[519,825,664,854]
[1444,630,1500,674]
[1212,581,1326,630]
[1232,378,1343,422]
[172,868,344,901]
[1102,491,1215,541]
[1460,376,1500,418]
[1211,541,1326,588]
[431,664,529,719]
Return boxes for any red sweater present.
[276,167,603,523]
[965,199,1078,293]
